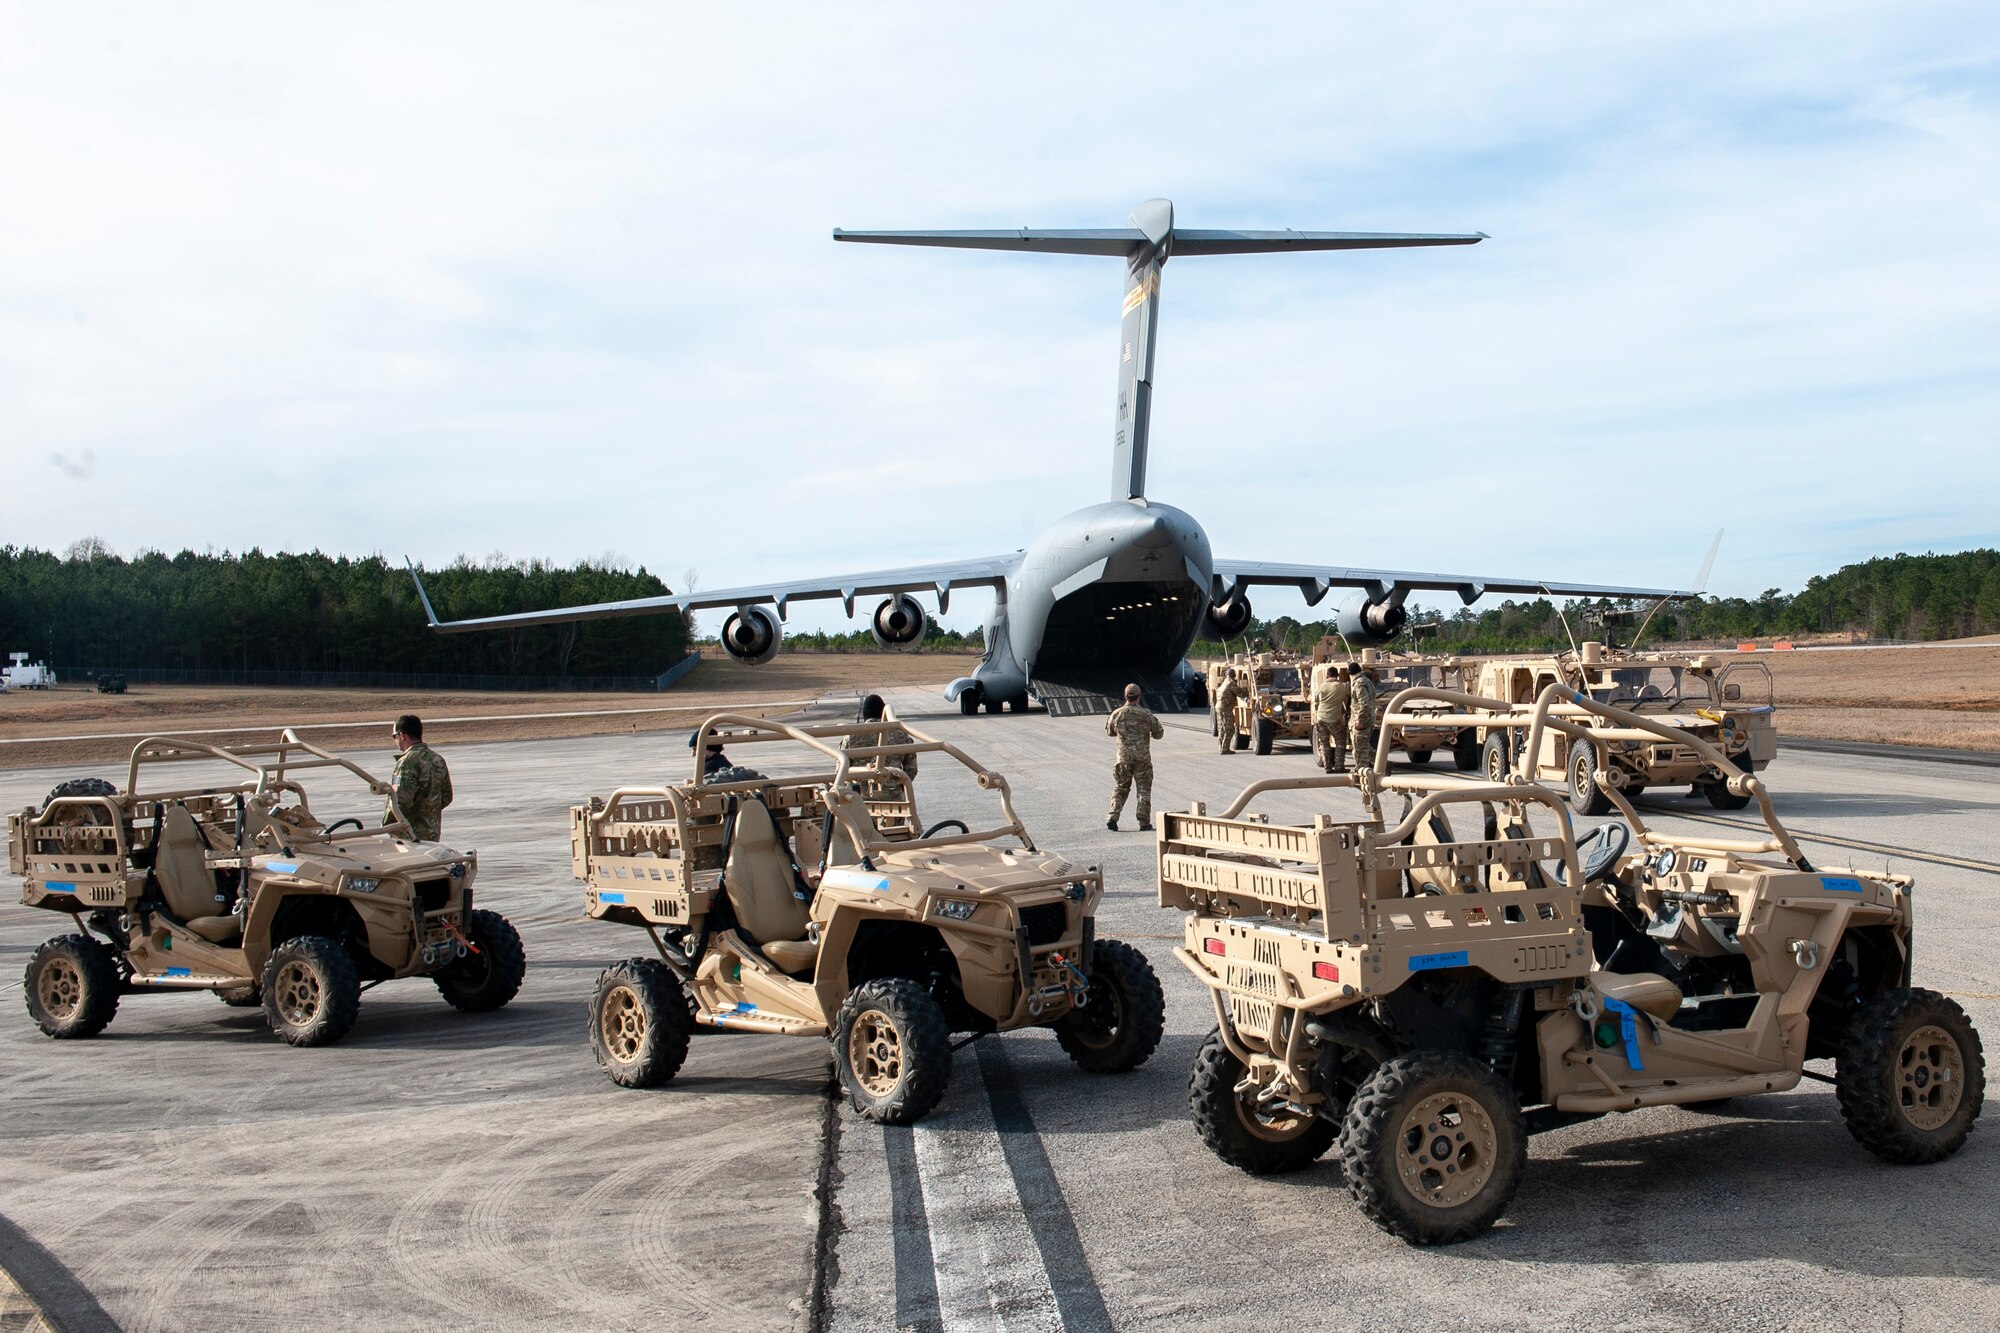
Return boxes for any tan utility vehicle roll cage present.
[587,713,1034,866]
[1376,685,1812,871]
[22,731,409,871]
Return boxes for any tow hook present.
[1790,938,1819,971]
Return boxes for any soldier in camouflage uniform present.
[383,713,453,841]
[1312,665,1350,772]
[1213,668,1244,755]
[1105,683,1164,831]
[843,693,918,778]
[1347,667,1381,773]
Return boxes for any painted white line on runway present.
[911,1076,1065,1333]
[0,699,817,746]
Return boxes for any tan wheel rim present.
[847,1008,905,1098]
[1234,1090,1318,1144]
[1395,1090,1499,1209]
[1573,755,1594,804]
[272,960,323,1026]
[1487,748,1505,781]
[37,956,83,1020]
[1068,981,1125,1051]
[601,985,647,1064]
[1897,1024,1965,1131]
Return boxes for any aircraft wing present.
[1210,560,1694,607]
[408,554,1019,632]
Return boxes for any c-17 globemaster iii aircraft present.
[410,199,1690,715]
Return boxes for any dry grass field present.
[1,640,1992,772]
[0,651,975,770]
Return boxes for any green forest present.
[1191,548,2000,658]
[0,542,691,680]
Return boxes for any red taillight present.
[1312,961,1340,982]
[1203,937,1226,956]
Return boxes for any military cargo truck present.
[1205,652,1312,754]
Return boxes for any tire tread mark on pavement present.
[882,1125,941,1333]
[975,1041,1113,1333]
[0,1212,121,1333]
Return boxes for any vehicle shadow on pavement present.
[1470,1098,2000,1280]
[987,1032,1205,1135]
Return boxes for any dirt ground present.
[1,641,1993,771]
[1725,640,2000,749]
[0,651,975,770]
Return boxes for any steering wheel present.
[921,819,969,839]
[1557,821,1631,885]
[324,817,364,835]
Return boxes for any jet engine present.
[719,606,782,665]
[1204,595,1253,640]
[1335,590,1408,646]
[870,594,929,651]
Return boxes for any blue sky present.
[2,2,1996,634]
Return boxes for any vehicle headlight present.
[346,876,381,894]
[934,899,976,921]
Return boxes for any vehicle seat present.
[1591,971,1683,1022]
[1405,809,1475,895]
[154,806,240,943]
[723,798,813,959]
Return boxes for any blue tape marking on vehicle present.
[1409,950,1470,972]
[1821,876,1864,894]
[598,891,626,904]
[46,881,76,893]
[164,967,192,978]
[264,861,299,874]
[1601,996,1646,1071]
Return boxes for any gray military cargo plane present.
[410,199,1689,715]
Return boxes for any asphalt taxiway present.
[2,698,1995,1331]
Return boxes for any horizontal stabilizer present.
[832,227,1485,257]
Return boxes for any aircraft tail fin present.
[835,201,1485,503]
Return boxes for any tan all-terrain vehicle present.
[1206,652,1311,754]
[1465,642,1776,812]
[1303,648,1478,771]
[10,733,525,1047]
[576,714,1165,1124]
[1160,684,1981,1244]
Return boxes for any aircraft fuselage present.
[952,499,1213,707]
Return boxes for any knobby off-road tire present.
[261,935,362,1047]
[1567,741,1613,817]
[24,935,121,1039]
[1054,939,1166,1073]
[1339,1051,1527,1245]
[44,777,119,806]
[1253,717,1276,755]
[1452,731,1481,772]
[1232,731,1250,751]
[834,978,952,1125]
[1482,734,1511,783]
[217,985,263,1008]
[1836,987,1984,1164]
[590,958,693,1088]
[435,909,528,1012]
[1405,749,1434,766]
[1189,1027,1339,1175]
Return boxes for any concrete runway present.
[3,698,1996,1331]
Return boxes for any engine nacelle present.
[719,605,782,665]
[870,594,928,651]
[1204,595,1253,640]
[1335,590,1407,646]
